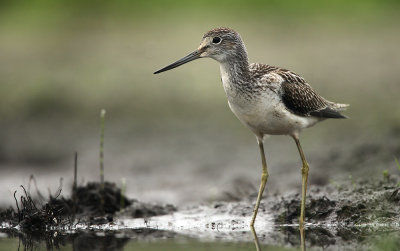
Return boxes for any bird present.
[154,27,348,227]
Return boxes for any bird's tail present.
[314,101,350,119]
[335,103,349,111]
[329,102,349,111]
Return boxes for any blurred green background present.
[0,0,400,206]
[1,0,399,126]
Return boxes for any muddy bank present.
[0,179,177,251]
[209,177,400,227]
[0,181,176,233]
[1,124,399,211]
[2,178,400,250]
[211,176,400,250]
[1,125,400,250]
[271,179,400,226]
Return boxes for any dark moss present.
[74,181,132,215]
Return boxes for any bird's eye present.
[212,37,222,44]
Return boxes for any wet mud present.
[0,181,176,234]
[1,177,400,250]
[261,178,400,250]
[1,128,400,250]
[271,180,400,226]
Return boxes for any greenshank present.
[154,27,348,227]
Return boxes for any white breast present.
[220,64,237,99]
[220,65,320,137]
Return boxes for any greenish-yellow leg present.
[250,138,269,227]
[293,136,309,227]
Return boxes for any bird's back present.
[249,63,349,119]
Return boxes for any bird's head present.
[154,27,247,74]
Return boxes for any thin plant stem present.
[100,109,106,212]
[73,152,78,218]
[120,178,126,212]
[100,109,106,187]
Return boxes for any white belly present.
[227,91,320,137]
[219,63,320,137]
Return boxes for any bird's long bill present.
[154,50,201,74]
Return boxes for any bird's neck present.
[219,55,253,99]
[218,40,250,82]
[219,59,250,86]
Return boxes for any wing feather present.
[251,64,347,118]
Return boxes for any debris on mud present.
[273,195,337,225]
[73,181,131,215]
[9,186,69,233]
[0,207,17,226]
[263,177,400,249]
[200,176,400,250]
[0,181,177,230]
[209,176,400,229]
[0,180,176,251]
[122,200,177,218]
[271,177,400,226]
[1,177,400,251]
[72,181,176,218]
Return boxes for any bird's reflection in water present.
[250,225,306,251]
[300,226,306,251]
[72,228,175,251]
[250,226,261,251]
[73,233,129,251]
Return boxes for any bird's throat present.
[219,61,251,98]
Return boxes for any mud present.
[122,200,177,219]
[1,127,400,250]
[271,180,400,226]
[1,178,400,250]
[261,178,400,250]
[0,181,176,233]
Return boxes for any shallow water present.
[1,224,399,251]
[1,203,400,251]
[0,235,285,251]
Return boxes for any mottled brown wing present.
[281,81,328,116]
[279,70,345,118]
